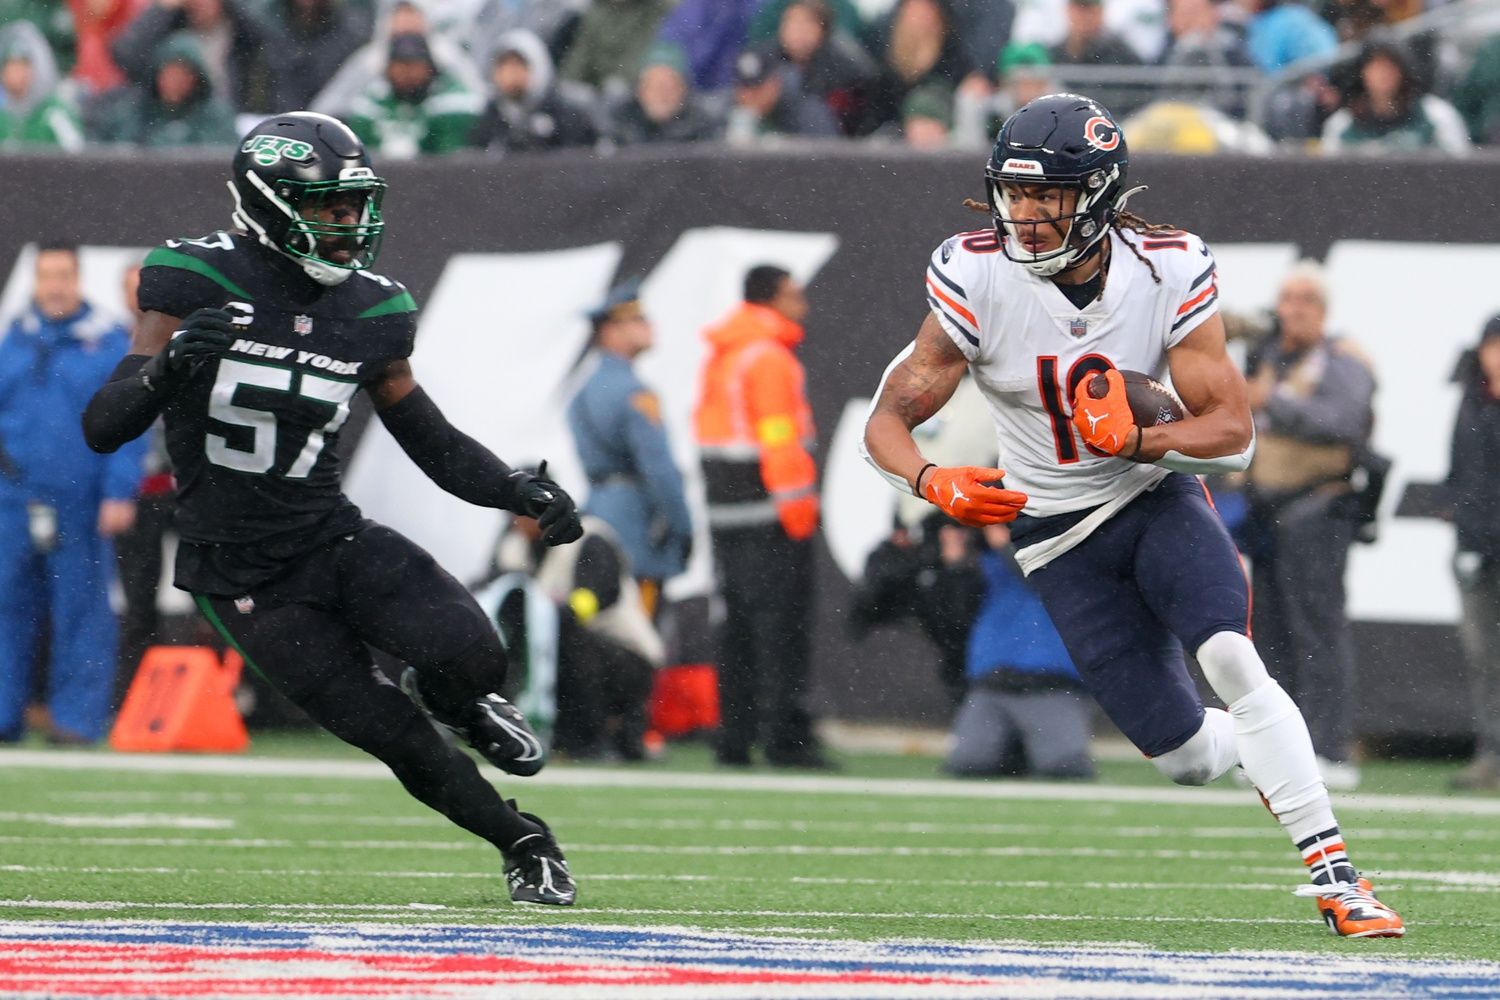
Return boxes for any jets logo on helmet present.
[984,93,1138,278]
[240,135,315,166]
[228,112,387,287]
[1083,116,1121,152]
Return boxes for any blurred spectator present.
[259,0,370,113]
[313,1,485,122]
[472,0,588,66]
[491,512,662,761]
[1261,68,1343,143]
[945,524,1094,780]
[470,29,598,153]
[1239,261,1374,791]
[1453,34,1500,145]
[863,0,979,134]
[1320,40,1470,156]
[110,263,174,705]
[854,516,978,709]
[92,33,239,147]
[897,80,954,148]
[0,23,84,151]
[346,31,482,157]
[1049,0,1142,68]
[112,0,269,113]
[1160,0,1253,114]
[851,374,995,706]
[695,265,829,770]
[1232,0,1337,74]
[1448,316,1500,792]
[724,46,838,144]
[68,0,147,95]
[567,280,693,608]
[607,41,721,145]
[1014,0,1165,64]
[997,41,1055,112]
[946,0,1017,83]
[766,0,878,136]
[0,0,75,71]
[657,0,761,91]
[559,0,675,96]
[747,0,865,44]
[0,244,145,745]
[1321,1,1437,103]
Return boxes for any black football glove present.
[140,307,237,394]
[510,461,583,546]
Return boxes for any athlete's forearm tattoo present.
[874,324,967,430]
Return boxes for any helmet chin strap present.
[298,257,354,286]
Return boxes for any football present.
[1087,369,1186,427]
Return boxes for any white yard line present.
[0,834,1292,860]
[9,898,1499,931]
[4,863,1492,893]
[6,748,1500,816]
[0,811,232,829]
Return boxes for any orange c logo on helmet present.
[1083,115,1120,152]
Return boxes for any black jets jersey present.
[136,230,417,594]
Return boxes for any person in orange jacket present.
[694,264,832,769]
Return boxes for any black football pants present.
[193,523,538,851]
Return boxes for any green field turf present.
[4,735,1499,962]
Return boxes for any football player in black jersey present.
[83,112,581,906]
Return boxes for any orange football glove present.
[921,466,1028,526]
[777,493,820,540]
[1071,368,1139,457]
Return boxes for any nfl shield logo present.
[1069,317,1089,339]
[294,314,314,336]
[234,595,255,615]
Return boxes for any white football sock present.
[1151,708,1238,785]
[1197,631,1338,846]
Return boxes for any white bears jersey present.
[925,226,1220,563]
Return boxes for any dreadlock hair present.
[960,199,1178,284]
[1111,210,1179,285]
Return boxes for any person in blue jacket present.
[944,523,1095,779]
[567,280,693,614]
[0,244,145,743]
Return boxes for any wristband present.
[912,462,936,497]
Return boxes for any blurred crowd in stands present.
[1,0,1499,157]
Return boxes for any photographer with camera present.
[1239,261,1376,791]
[1448,316,1500,791]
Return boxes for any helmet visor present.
[283,176,387,272]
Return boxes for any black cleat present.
[504,810,576,906]
[401,669,546,777]
[466,694,546,777]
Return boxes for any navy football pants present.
[1023,474,1250,758]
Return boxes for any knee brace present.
[1150,707,1238,785]
[1195,630,1270,705]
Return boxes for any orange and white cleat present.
[1294,877,1405,938]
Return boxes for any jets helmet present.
[986,94,1137,277]
[229,112,386,286]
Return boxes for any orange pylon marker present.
[109,646,250,753]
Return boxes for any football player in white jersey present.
[862,94,1403,938]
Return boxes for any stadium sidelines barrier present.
[2,147,1494,745]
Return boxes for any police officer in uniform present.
[83,112,581,906]
[567,280,692,612]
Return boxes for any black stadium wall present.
[3,147,1496,748]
